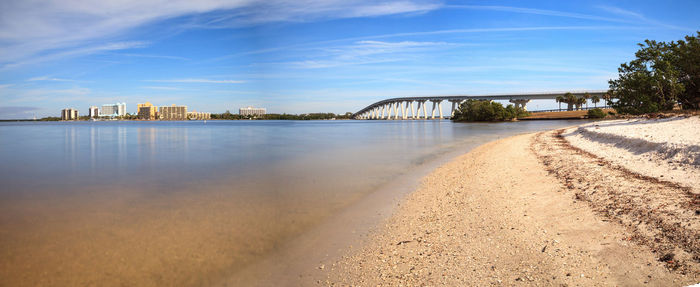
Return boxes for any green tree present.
[555,96,563,111]
[583,92,591,109]
[591,95,600,108]
[669,32,700,109]
[452,100,528,122]
[609,39,684,114]
[564,92,575,111]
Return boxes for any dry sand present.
[324,118,700,286]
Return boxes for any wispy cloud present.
[211,25,637,63]
[0,84,12,89]
[146,78,246,84]
[110,53,190,61]
[142,86,183,90]
[27,76,76,82]
[2,41,147,70]
[596,5,688,30]
[447,5,630,23]
[264,40,457,69]
[0,0,440,68]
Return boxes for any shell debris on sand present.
[322,118,700,286]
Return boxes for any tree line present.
[211,110,354,120]
[555,92,604,111]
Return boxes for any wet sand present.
[325,120,700,285]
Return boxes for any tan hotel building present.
[137,102,157,120]
[159,104,187,120]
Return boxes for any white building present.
[88,106,99,118]
[239,106,266,117]
[100,102,126,117]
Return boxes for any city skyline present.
[1,0,699,119]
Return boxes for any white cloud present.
[0,0,440,68]
[596,5,688,30]
[147,78,246,84]
[142,86,183,90]
[447,5,630,24]
[2,41,147,70]
[282,40,454,69]
[27,76,75,82]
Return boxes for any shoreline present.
[323,118,699,285]
[216,131,516,286]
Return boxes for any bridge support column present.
[381,105,386,119]
[449,100,461,118]
[422,101,428,119]
[409,101,415,119]
[437,100,443,120]
[392,102,401,120]
[430,101,437,119]
[403,102,409,119]
[509,99,531,111]
[386,103,392,120]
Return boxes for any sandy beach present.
[324,116,700,286]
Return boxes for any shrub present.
[587,108,607,119]
[452,100,528,122]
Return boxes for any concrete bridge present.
[352,91,606,120]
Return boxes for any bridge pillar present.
[437,100,443,119]
[449,100,462,118]
[392,102,401,120]
[422,101,428,119]
[430,101,437,119]
[409,101,415,119]
[403,102,409,120]
[381,105,386,119]
[509,99,531,111]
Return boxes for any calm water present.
[0,119,580,285]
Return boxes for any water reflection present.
[0,120,583,285]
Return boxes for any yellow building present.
[137,102,157,120]
[187,111,211,120]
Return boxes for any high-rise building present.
[159,104,187,120]
[239,106,266,117]
[100,102,126,117]
[88,106,99,118]
[137,102,157,120]
[61,108,79,120]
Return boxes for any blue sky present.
[0,0,698,118]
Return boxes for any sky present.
[0,0,699,118]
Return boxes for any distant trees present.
[608,32,700,114]
[209,111,353,120]
[591,95,600,108]
[555,96,564,111]
[452,100,528,122]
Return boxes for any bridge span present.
[352,90,606,120]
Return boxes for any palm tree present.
[555,96,564,111]
[603,92,611,108]
[564,92,575,111]
[591,95,600,108]
[583,92,591,109]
